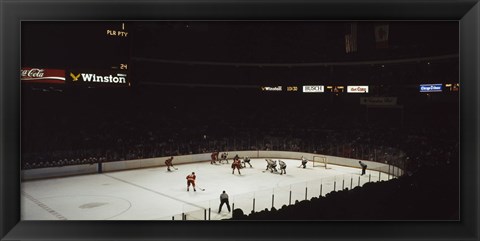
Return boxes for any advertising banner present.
[261,86,283,91]
[21,67,66,84]
[360,97,397,106]
[325,86,345,93]
[67,69,129,86]
[347,85,369,93]
[420,84,442,92]
[302,85,324,93]
[445,83,459,92]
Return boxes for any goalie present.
[299,156,308,169]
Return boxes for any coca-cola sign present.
[21,67,66,84]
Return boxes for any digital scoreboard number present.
[104,22,130,85]
[286,86,298,92]
[106,23,128,37]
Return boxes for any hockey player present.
[270,160,278,173]
[186,172,196,191]
[299,156,308,169]
[211,151,219,164]
[265,159,278,173]
[231,157,242,175]
[242,156,253,168]
[220,152,228,164]
[278,160,287,175]
[265,159,272,171]
[165,156,175,171]
[359,161,367,175]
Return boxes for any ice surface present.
[21,158,390,220]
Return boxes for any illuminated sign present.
[445,83,459,92]
[287,86,298,92]
[326,86,345,93]
[347,85,369,93]
[261,86,282,91]
[21,67,65,84]
[420,84,442,92]
[302,85,324,93]
[106,22,128,37]
[67,69,129,86]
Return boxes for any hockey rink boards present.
[21,158,391,220]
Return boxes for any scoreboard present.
[22,21,131,87]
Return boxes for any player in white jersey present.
[300,156,308,168]
[265,159,278,173]
[220,152,229,164]
[242,156,252,168]
[165,156,175,171]
[278,160,287,175]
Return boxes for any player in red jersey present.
[186,172,196,191]
[211,151,219,164]
[231,157,242,175]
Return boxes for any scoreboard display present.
[22,22,131,86]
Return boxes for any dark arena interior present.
[21,21,459,220]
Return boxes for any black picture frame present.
[1,0,478,240]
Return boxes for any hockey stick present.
[298,162,308,168]
[196,186,206,191]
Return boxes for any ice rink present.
[21,158,391,220]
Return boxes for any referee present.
[218,191,231,213]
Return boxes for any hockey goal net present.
[312,156,328,169]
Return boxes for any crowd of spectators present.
[231,164,459,220]
[21,86,458,177]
